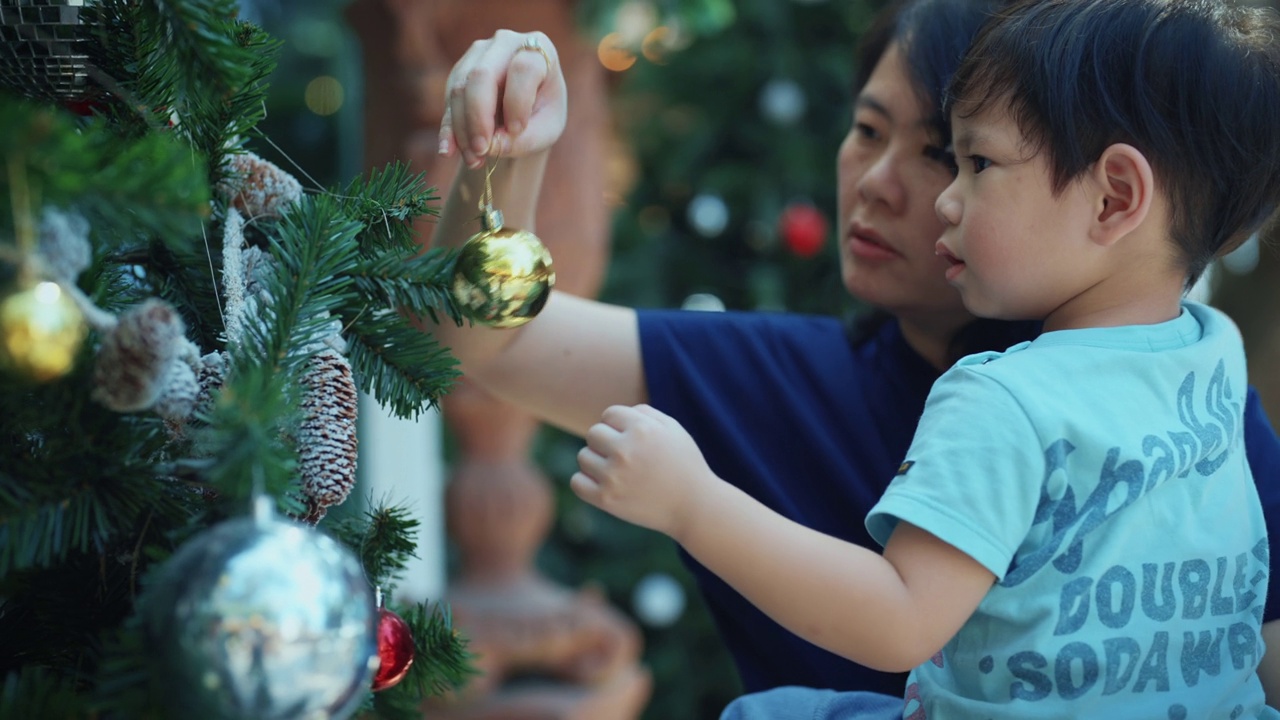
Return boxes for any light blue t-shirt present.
[867,302,1277,720]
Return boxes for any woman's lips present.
[847,226,898,261]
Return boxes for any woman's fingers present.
[452,60,500,167]
[502,32,558,146]
[440,30,566,166]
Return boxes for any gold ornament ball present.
[0,281,87,382]
[451,227,555,328]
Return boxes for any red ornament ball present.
[779,203,829,258]
[371,607,416,692]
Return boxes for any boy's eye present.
[969,155,992,174]
[924,144,958,176]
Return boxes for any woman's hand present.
[439,29,568,169]
[572,404,721,541]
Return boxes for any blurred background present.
[240,0,1280,717]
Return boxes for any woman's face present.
[836,43,973,325]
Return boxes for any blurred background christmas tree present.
[0,0,473,718]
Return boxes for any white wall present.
[356,392,446,602]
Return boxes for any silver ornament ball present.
[142,497,379,720]
[0,0,97,102]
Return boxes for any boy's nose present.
[935,184,962,226]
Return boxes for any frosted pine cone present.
[37,207,92,284]
[295,348,359,524]
[92,299,187,412]
[152,351,200,423]
[218,151,303,220]
[193,351,229,418]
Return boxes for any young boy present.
[570,0,1280,718]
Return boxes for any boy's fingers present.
[632,404,668,421]
[584,421,622,454]
[600,404,636,430]
[576,445,608,479]
[569,472,602,506]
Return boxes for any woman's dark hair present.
[850,0,1037,363]
[855,0,1005,141]
[948,0,1280,285]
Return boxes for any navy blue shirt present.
[638,309,1280,697]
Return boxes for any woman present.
[429,0,1280,701]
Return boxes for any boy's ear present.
[1089,143,1154,246]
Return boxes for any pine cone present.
[152,355,199,423]
[37,207,91,284]
[92,299,186,412]
[193,351,229,418]
[217,151,303,219]
[296,348,359,524]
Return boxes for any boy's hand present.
[439,30,568,169]
[572,404,719,541]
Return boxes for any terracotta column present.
[345,2,651,718]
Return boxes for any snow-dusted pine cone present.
[217,151,303,220]
[152,350,200,423]
[92,299,187,412]
[295,348,359,524]
[37,207,91,284]
[193,351,229,418]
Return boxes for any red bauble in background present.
[371,607,416,692]
[778,202,829,258]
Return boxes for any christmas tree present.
[0,1,472,718]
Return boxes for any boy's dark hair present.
[947,0,1280,284]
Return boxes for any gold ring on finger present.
[516,35,553,75]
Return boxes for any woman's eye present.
[924,145,957,176]
[854,122,880,141]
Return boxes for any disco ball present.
[0,0,97,101]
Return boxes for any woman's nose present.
[854,150,905,213]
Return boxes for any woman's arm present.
[425,30,646,436]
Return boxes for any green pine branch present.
[0,376,189,579]
[193,366,303,515]
[0,99,209,252]
[1,668,87,720]
[329,163,440,256]
[343,314,459,420]
[366,602,476,720]
[328,502,421,591]
[233,194,362,377]
[349,249,464,326]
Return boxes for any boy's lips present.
[936,242,966,281]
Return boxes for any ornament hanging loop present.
[479,141,505,232]
[448,142,556,328]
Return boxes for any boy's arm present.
[676,480,995,672]
[574,403,999,672]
